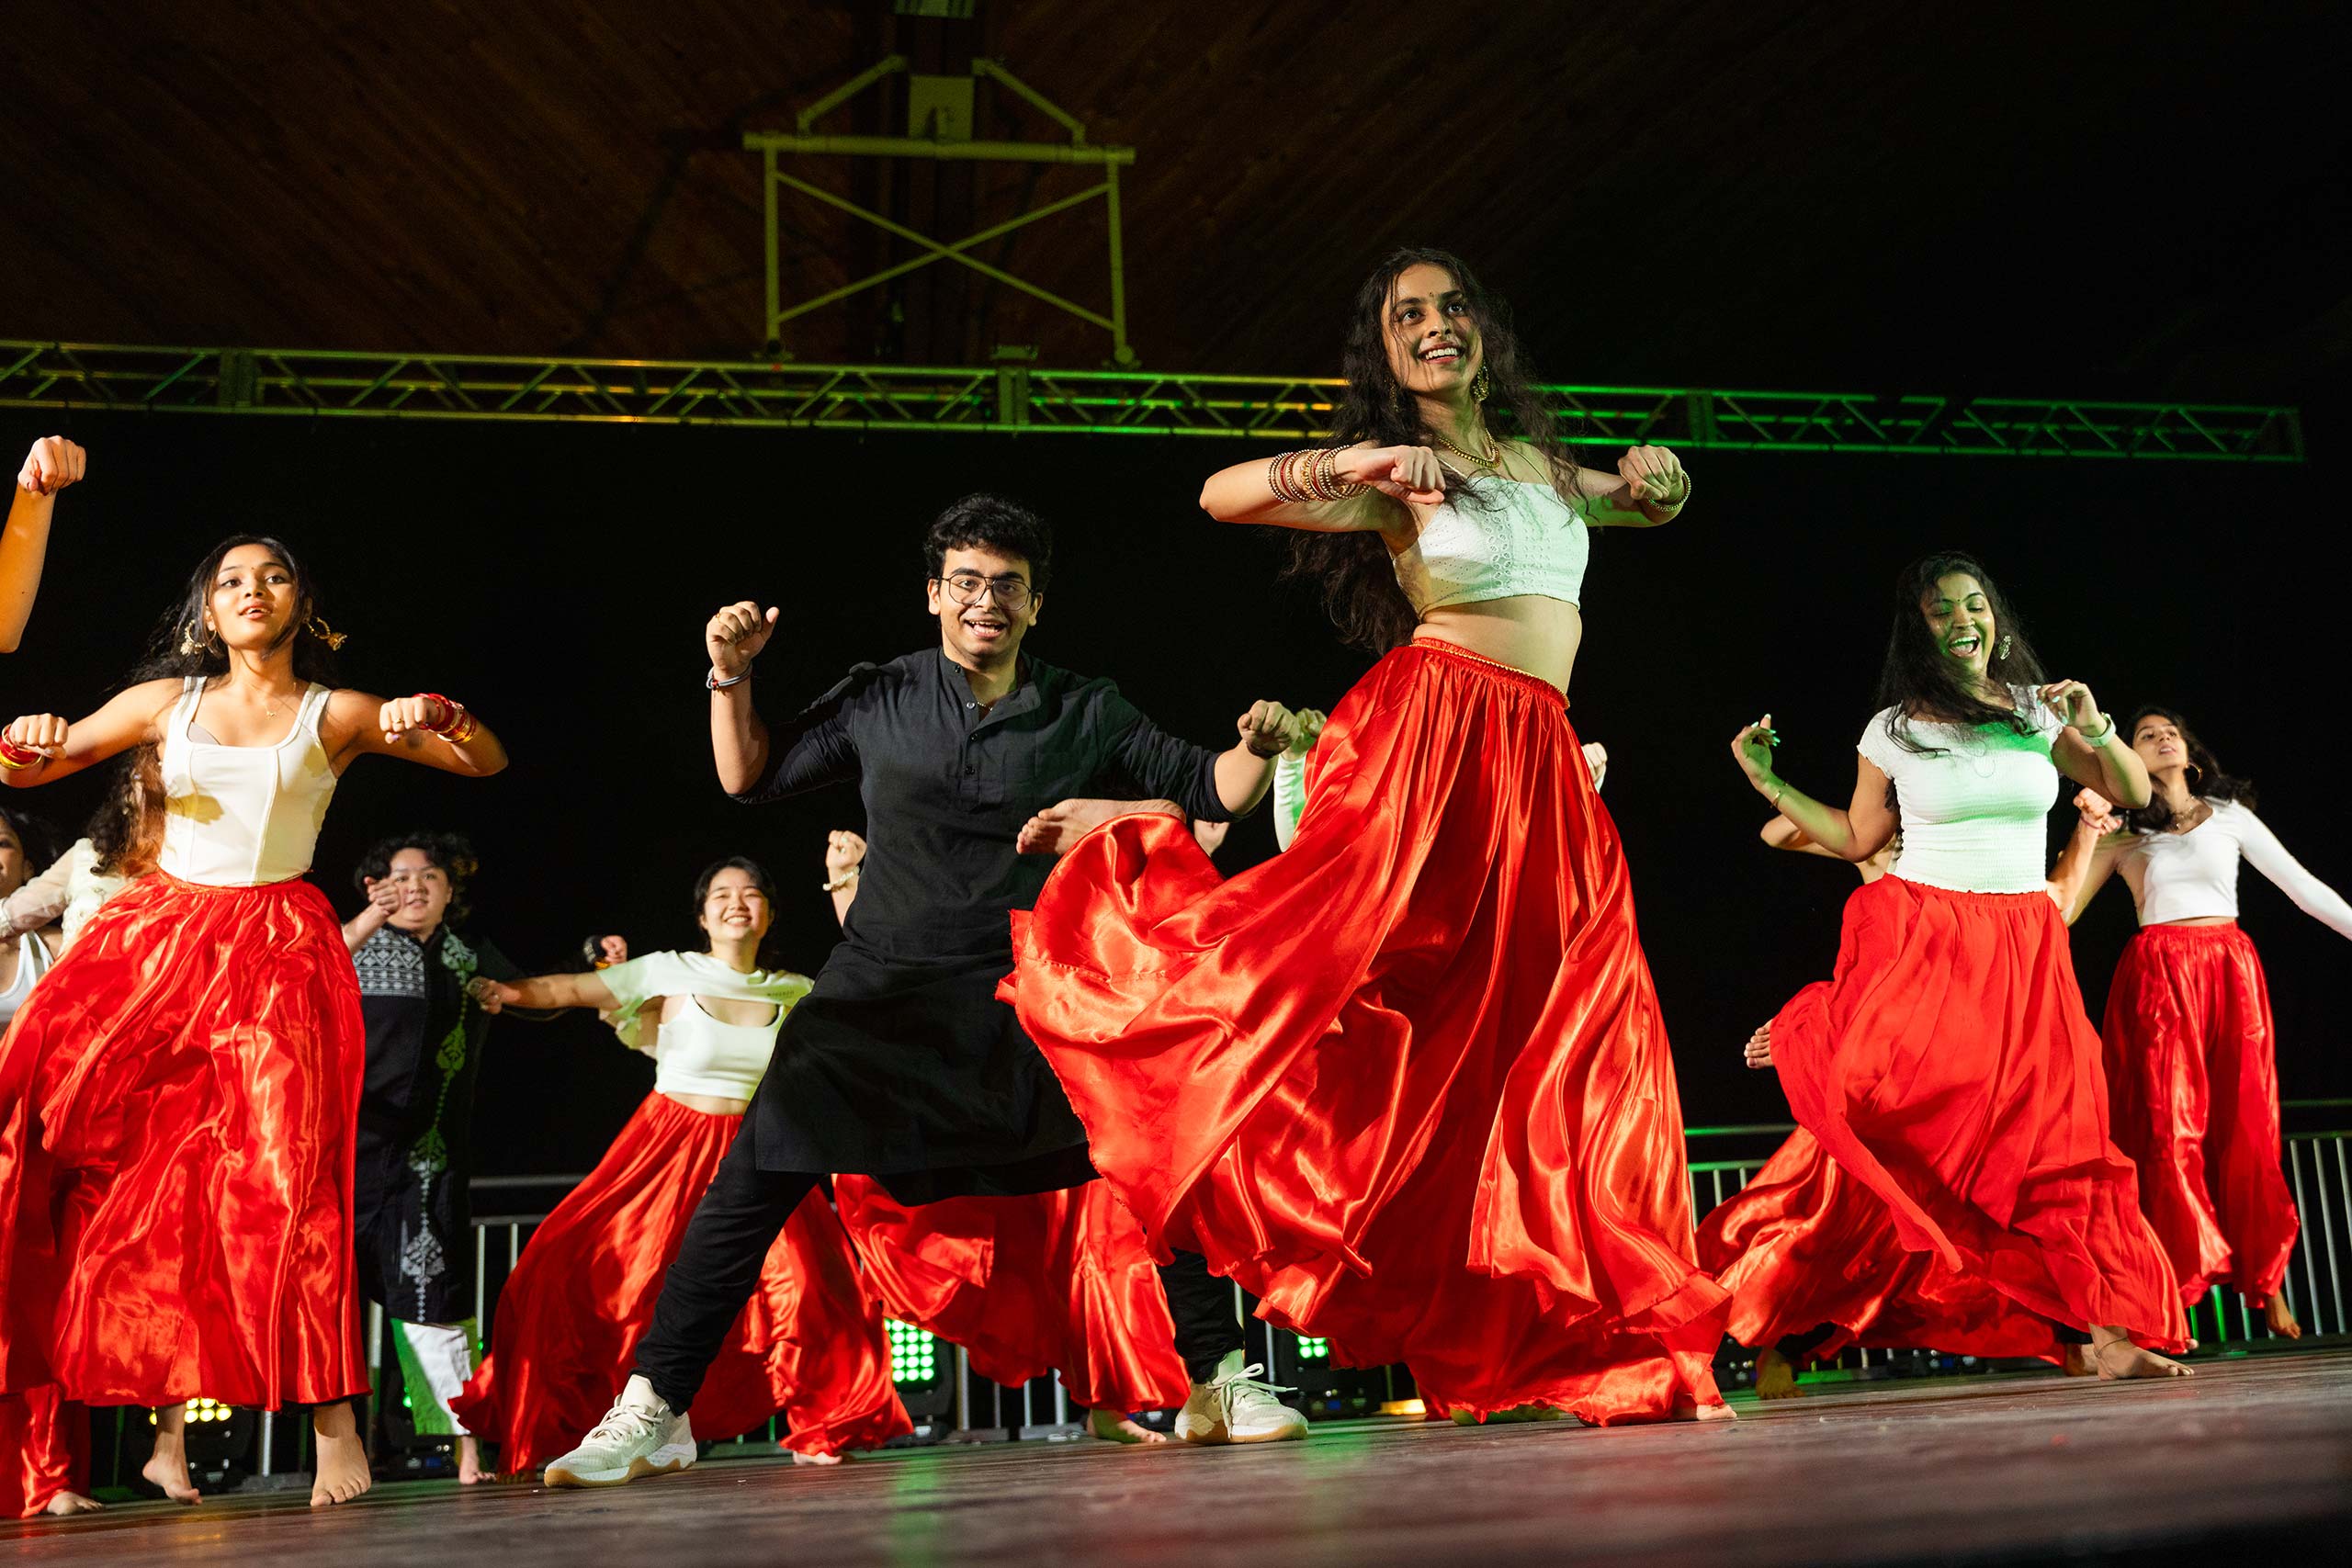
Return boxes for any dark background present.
[2,1,2347,1172]
[3,417,2341,1172]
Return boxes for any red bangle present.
[416,693,478,745]
[0,734,40,770]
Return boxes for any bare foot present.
[142,1417,201,1505]
[2262,1296,2303,1339]
[2091,1330,2194,1382]
[1087,1407,1168,1445]
[1016,798,1182,856]
[790,1449,845,1466]
[1753,1348,1803,1400]
[310,1401,374,1506]
[42,1490,103,1515]
[2061,1343,2095,1377]
[458,1434,485,1485]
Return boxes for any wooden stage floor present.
[8,1348,2346,1567]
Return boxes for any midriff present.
[660,1089,752,1116]
[1412,596,1582,693]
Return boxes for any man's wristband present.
[707,666,752,691]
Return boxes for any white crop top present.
[2113,800,2352,938]
[158,677,338,887]
[1855,687,2064,895]
[601,950,815,1101]
[1391,476,1589,615]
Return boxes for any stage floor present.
[9,1348,2347,1567]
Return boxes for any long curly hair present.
[1873,550,2049,755]
[2122,706,2255,834]
[86,744,164,878]
[125,534,342,688]
[1284,248,1582,652]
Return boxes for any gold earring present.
[307,615,348,650]
[1472,367,1492,402]
[178,620,200,655]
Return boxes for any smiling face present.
[698,865,774,950]
[1381,262,1484,400]
[1920,572,1996,687]
[926,545,1041,670]
[204,542,306,655]
[382,847,455,936]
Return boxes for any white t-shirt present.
[2113,799,2352,938]
[1855,687,2064,895]
[599,950,814,1101]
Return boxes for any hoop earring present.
[1996,635,2012,660]
[307,615,348,650]
[1472,367,1492,402]
[2186,762,2203,785]
[178,619,219,656]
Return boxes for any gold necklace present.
[1430,424,1499,470]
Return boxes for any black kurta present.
[734,648,1228,1198]
[351,922,521,1324]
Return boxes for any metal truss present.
[746,55,1137,365]
[0,342,2303,461]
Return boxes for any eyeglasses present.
[934,572,1036,613]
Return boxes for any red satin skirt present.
[2101,922,2297,1307]
[0,873,369,1407]
[452,1092,909,1471]
[834,1176,1188,1414]
[1761,876,2187,1349]
[1005,639,1729,1423]
[0,1387,85,1518]
[1698,1130,2065,1363]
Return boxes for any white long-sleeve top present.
[2115,799,2352,938]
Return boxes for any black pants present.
[633,1115,1245,1413]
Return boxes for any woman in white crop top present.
[1714,550,2195,1383]
[2052,708,2349,1341]
[455,858,907,1475]
[1004,250,1734,1427]
[0,535,506,1509]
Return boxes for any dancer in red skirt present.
[1706,814,2120,1396]
[820,830,1187,1442]
[0,535,507,1506]
[2052,709,2352,1338]
[1007,248,1730,1425]
[1,434,85,654]
[1722,550,2190,1382]
[456,858,910,1475]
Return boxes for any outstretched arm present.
[1215,701,1298,817]
[2236,807,2352,941]
[342,875,404,953]
[2,678,181,788]
[474,969,619,1015]
[0,437,86,653]
[2048,789,2126,923]
[1199,444,1433,533]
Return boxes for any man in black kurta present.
[543,495,1304,1488]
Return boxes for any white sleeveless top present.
[1855,687,2065,895]
[158,677,339,887]
[599,950,815,1101]
[1392,476,1589,614]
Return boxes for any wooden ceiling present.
[3,0,2345,400]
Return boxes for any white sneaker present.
[1174,1354,1308,1445]
[543,1375,697,1488]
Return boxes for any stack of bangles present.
[1266,448,1369,503]
[418,693,481,746]
[0,733,42,771]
